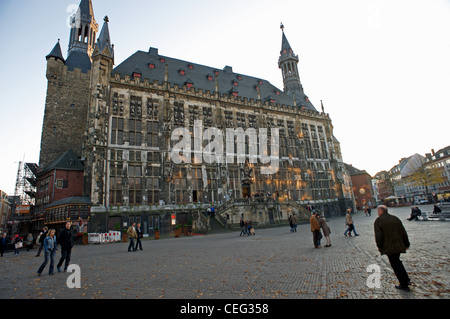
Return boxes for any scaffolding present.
[14,161,37,206]
[8,161,38,235]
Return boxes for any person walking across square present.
[37,229,57,276]
[289,213,298,232]
[135,222,143,251]
[310,212,321,248]
[57,222,74,272]
[374,205,411,291]
[35,226,48,257]
[127,223,137,252]
[344,209,359,237]
[0,233,7,257]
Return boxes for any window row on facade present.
[108,160,336,206]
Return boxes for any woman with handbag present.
[14,234,23,255]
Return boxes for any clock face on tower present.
[359,188,366,195]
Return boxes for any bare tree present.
[404,164,446,202]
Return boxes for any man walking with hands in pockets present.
[374,205,411,291]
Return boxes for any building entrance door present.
[242,184,251,199]
[193,190,198,203]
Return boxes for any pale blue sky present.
[1,0,449,195]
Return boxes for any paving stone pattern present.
[1,205,449,299]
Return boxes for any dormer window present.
[188,64,194,70]
[237,75,242,81]
[232,80,238,87]
[229,87,238,98]
[148,63,155,69]
[185,78,194,89]
[214,70,219,76]
[207,75,213,81]
[132,68,142,79]
[275,91,280,96]
[266,95,275,103]
[160,58,165,63]
[179,69,185,75]
[258,80,263,85]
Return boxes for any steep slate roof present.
[46,40,65,63]
[39,150,84,176]
[344,163,369,176]
[389,154,426,178]
[112,48,318,111]
[66,50,92,73]
[281,31,293,54]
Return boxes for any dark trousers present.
[312,230,321,247]
[128,238,136,251]
[57,248,72,270]
[387,253,410,286]
[38,250,56,274]
[135,237,142,250]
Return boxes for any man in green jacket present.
[374,205,411,291]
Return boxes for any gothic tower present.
[66,0,99,72]
[82,16,115,205]
[38,0,96,166]
[278,24,304,101]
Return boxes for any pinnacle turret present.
[46,39,65,63]
[93,16,114,63]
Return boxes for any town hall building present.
[39,0,354,234]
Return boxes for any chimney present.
[431,149,435,155]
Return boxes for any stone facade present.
[39,0,354,234]
[39,57,90,167]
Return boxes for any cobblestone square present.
[1,205,449,301]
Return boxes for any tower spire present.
[278,24,303,95]
[66,0,98,72]
[277,25,317,112]
[93,16,114,63]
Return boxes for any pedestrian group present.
[2,203,413,292]
[239,217,256,236]
[36,221,76,276]
[127,222,144,252]
[309,211,332,248]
